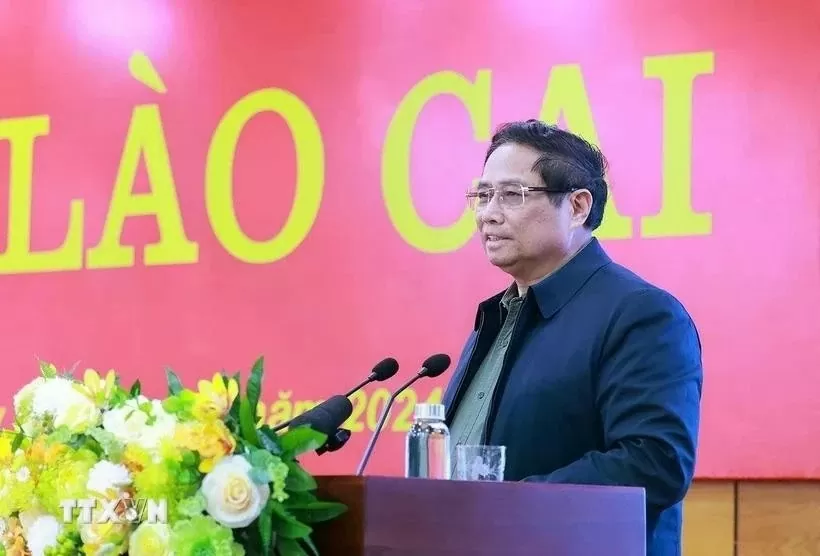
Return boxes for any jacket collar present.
[474,237,611,328]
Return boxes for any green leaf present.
[258,502,275,555]
[228,371,243,422]
[283,491,317,507]
[268,500,312,540]
[87,428,124,461]
[246,357,264,412]
[287,501,347,524]
[39,361,57,378]
[162,397,182,413]
[258,425,283,455]
[11,432,25,452]
[239,399,261,448]
[284,461,316,492]
[129,379,141,397]
[277,538,309,556]
[301,535,319,556]
[108,387,129,408]
[164,367,184,396]
[279,426,326,458]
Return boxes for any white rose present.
[102,396,177,453]
[24,515,62,556]
[87,461,132,498]
[129,523,172,556]
[200,455,269,528]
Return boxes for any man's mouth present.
[485,235,508,246]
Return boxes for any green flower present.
[170,515,245,556]
[133,458,200,523]
[246,450,289,503]
[176,492,207,518]
[43,528,81,556]
[162,391,197,421]
[35,447,98,516]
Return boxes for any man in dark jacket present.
[443,120,702,556]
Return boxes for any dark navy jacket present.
[443,239,702,556]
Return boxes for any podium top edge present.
[315,474,646,494]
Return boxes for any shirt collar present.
[499,283,521,310]
[475,237,611,328]
[527,237,611,319]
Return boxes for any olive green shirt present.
[448,286,524,466]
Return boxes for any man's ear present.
[569,189,593,229]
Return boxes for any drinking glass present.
[454,444,506,481]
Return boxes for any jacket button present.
[477,392,485,399]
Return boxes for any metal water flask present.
[404,403,451,479]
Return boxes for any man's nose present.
[478,194,504,224]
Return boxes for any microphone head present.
[289,395,353,436]
[371,357,399,381]
[420,353,451,378]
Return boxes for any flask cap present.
[414,403,445,421]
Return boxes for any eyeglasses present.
[465,184,576,211]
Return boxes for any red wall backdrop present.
[0,1,818,479]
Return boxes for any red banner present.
[1,1,818,479]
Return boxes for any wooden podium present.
[313,475,646,555]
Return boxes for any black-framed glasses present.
[465,184,577,211]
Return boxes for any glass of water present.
[454,444,506,481]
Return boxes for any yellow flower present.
[175,420,236,473]
[192,374,238,422]
[26,437,67,467]
[75,368,117,407]
[122,444,151,474]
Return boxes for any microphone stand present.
[355,373,422,475]
[343,377,373,398]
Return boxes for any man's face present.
[474,143,577,283]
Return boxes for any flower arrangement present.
[0,358,346,556]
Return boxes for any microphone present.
[287,395,353,435]
[344,357,400,397]
[272,357,399,432]
[286,395,354,455]
[355,353,451,476]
